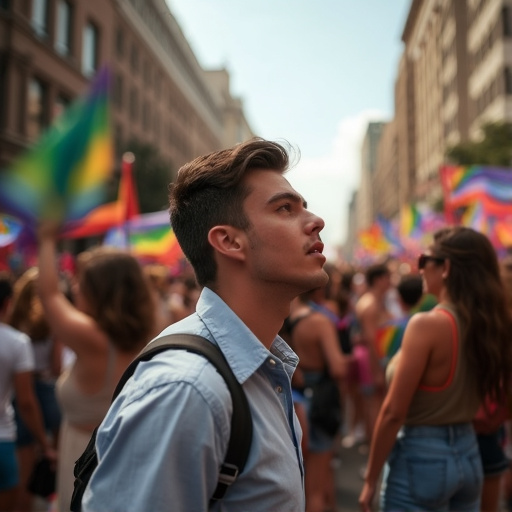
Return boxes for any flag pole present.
[121,151,136,251]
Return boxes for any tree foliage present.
[446,122,512,166]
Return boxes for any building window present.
[54,94,70,120]
[130,44,138,73]
[27,78,48,139]
[142,102,150,130]
[114,123,123,157]
[114,73,123,110]
[31,0,49,38]
[55,0,72,56]
[115,27,124,58]
[82,22,99,76]
[129,87,138,121]
[503,7,512,37]
[505,67,512,95]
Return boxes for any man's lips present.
[307,241,324,254]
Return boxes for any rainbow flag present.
[460,202,488,233]
[375,317,408,360]
[400,203,422,238]
[104,210,184,267]
[493,219,512,248]
[0,67,112,226]
[0,214,23,247]
[440,165,512,221]
[358,222,392,255]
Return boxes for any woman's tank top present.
[386,304,480,425]
[56,344,117,428]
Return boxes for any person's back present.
[83,138,330,511]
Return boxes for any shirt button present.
[269,358,276,366]
[276,386,283,393]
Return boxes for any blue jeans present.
[380,423,483,511]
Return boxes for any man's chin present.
[300,270,329,295]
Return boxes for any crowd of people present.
[0,247,201,512]
[2,137,512,511]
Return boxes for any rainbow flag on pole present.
[0,67,113,227]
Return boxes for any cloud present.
[286,109,389,250]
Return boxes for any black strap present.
[113,333,253,502]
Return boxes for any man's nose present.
[306,211,325,234]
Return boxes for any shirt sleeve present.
[14,332,35,373]
[83,358,232,512]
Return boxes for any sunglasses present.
[418,254,445,270]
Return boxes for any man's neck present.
[210,282,293,350]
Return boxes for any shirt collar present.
[197,287,298,384]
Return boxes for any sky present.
[166,0,412,255]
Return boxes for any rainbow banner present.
[0,67,113,226]
[375,318,408,360]
[441,165,512,221]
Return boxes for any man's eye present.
[278,203,292,212]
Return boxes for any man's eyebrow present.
[267,192,307,208]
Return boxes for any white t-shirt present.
[0,322,34,440]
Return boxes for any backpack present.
[70,333,253,512]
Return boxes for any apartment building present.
[355,121,386,232]
[0,0,254,176]
[373,119,399,220]
[467,0,512,137]
[396,0,512,204]
[348,0,512,250]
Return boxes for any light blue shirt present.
[83,287,305,512]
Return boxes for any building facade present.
[356,121,386,232]
[0,0,254,178]
[346,0,512,258]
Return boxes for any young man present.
[83,138,329,511]
[353,263,392,444]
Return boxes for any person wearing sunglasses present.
[359,226,512,511]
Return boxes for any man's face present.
[239,169,329,294]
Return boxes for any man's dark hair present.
[365,263,390,287]
[169,138,290,287]
[0,272,13,310]
[397,274,423,308]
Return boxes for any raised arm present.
[37,222,105,356]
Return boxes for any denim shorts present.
[0,441,19,490]
[380,423,483,511]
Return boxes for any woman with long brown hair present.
[37,223,157,512]
[360,227,512,511]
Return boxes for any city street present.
[335,440,369,512]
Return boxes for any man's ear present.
[208,225,246,262]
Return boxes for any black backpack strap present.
[114,333,253,502]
